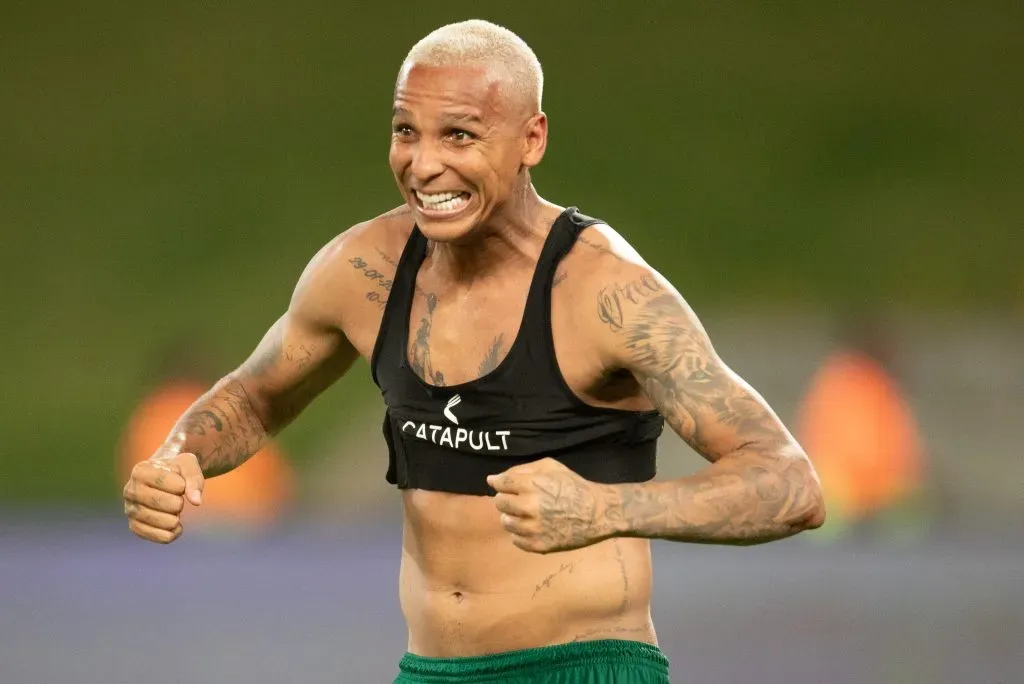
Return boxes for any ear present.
[521,112,548,168]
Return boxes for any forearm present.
[160,375,272,478]
[605,447,825,545]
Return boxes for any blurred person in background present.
[120,19,824,684]
[797,313,930,540]
[118,341,295,532]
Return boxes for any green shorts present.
[394,639,670,683]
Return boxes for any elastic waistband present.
[398,639,669,681]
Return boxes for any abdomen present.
[399,489,657,657]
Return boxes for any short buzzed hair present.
[401,19,544,114]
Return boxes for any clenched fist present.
[486,457,618,554]
[122,432,205,544]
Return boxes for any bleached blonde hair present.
[400,19,544,114]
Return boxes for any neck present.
[427,181,558,283]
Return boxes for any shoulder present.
[299,205,414,284]
[556,220,703,367]
[288,205,415,330]
[560,220,654,281]
[558,221,671,322]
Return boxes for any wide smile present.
[413,189,473,219]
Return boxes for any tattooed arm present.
[161,236,361,478]
[594,262,825,545]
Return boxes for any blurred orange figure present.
[797,329,926,527]
[119,378,296,530]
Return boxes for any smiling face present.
[388,62,547,243]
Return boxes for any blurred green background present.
[2,0,1021,504]
[3,5,1023,682]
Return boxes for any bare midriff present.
[399,489,657,657]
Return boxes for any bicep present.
[602,279,796,462]
[233,310,356,430]
[232,239,362,429]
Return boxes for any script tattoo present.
[596,275,663,331]
[577,234,627,261]
[375,247,429,297]
[349,256,393,310]
[348,256,393,292]
[374,247,397,267]
[532,561,576,599]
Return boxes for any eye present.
[447,128,475,143]
[392,123,414,137]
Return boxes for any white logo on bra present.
[443,394,462,424]
[399,394,511,452]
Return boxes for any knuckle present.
[128,520,153,542]
[140,509,162,527]
[154,474,186,495]
[124,484,143,503]
[157,495,184,514]
[158,510,180,529]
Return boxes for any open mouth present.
[414,190,472,215]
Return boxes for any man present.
[122,19,825,683]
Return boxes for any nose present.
[409,138,445,184]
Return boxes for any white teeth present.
[415,190,469,212]
[422,191,454,203]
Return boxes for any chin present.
[416,220,480,244]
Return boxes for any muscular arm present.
[161,237,360,478]
[593,264,825,545]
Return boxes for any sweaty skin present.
[122,57,823,659]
